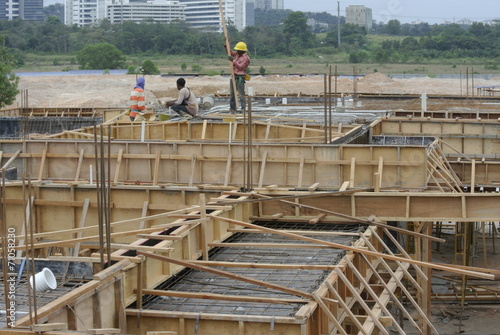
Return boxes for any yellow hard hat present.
[234,42,248,51]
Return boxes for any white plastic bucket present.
[29,267,57,292]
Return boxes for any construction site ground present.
[11,72,500,109]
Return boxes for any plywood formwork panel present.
[9,140,431,189]
[125,314,303,335]
[373,118,500,156]
[253,192,500,222]
[56,121,347,143]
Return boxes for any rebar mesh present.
[143,222,364,317]
[0,117,102,139]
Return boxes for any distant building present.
[254,0,283,10]
[107,0,185,24]
[456,18,473,25]
[0,0,44,21]
[65,0,247,30]
[179,0,246,32]
[246,0,254,26]
[346,5,372,30]
[65,0,110,26]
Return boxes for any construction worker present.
[129,77,146,121]
[224,41,250,113]
[166,78,198,119]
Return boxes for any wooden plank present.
[153,150,161,185]
[32,323,68,332]
[338,181,349,192]
[208,242,333,249]
[141,289,307,304]
[308,182,320,192]
[224,152,232,186]
[86,328,121,334]
[139,201,149,230]
[1,149,20,169]
[258,151,268,188]
[188,154,197,187]
[349,157,355,188]
[201,119,208,139]
[74,149,85,182]
[113,148,123,184]
[297,157,304,188]
[189,260,339,270]
[37,149,47,181]
[377,156,384,187]
[309,213,326,224]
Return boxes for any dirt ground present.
[10,72,500,109]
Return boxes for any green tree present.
[0,36,20,108]
[283,11,314,54]
[77,43,126,69]
[386,19,401,35]
[141,60,160,75]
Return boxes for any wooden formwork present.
[0,139,429,190]
[370,117,500,186]
[371,117,500,156]
[0,107,123,121]
[7,190,495,335]
[42,120,360,143]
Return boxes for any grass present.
[16,53,500,76]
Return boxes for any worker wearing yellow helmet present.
[224,41,251,113]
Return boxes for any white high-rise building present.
[65,0,112,26]
[65,0,247,30]
[107,0,185,24]
[179,0,246,32]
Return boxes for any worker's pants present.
[230,75,246,112]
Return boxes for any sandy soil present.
[11,72,500,108]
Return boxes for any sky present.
[284,0,500,24]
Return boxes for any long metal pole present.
[247,96,253,191]
[1,170,11,327]
[337,1,341,47]
[324,74,327,144]
[218,0,239,111]
[106,125,112,267]
[328,66,332,143]
[93,126,104,270]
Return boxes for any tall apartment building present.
[179,0,246,31]
[254,0,282,10]
[107,0,185,24]
[65,0,246,31]
[0,0,44,21]
[346,5,372,31]
[65,0,111,26]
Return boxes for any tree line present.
[1,12,499,68]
